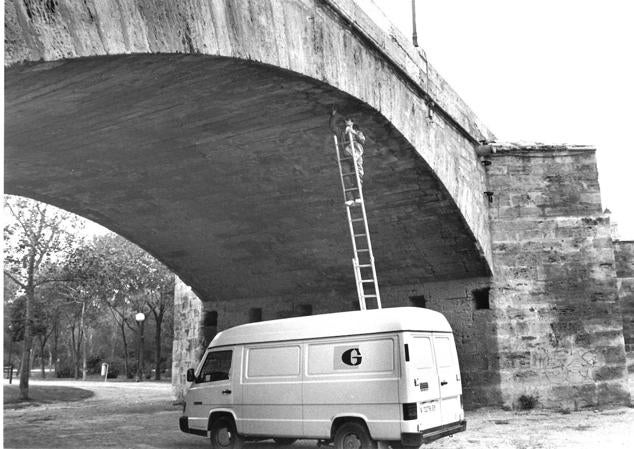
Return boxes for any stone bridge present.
[7,0,630,409]
[5,0,494,303]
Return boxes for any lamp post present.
[135,312,146,382]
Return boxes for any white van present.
[179,307,466,448]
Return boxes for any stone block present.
[487,144,628,409]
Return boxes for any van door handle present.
[440,381,448,386]
[222,389,232,395]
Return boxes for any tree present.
[57,283,99,380]
[71,235,142,377]
[59,245,112,379]
[73,234,175,379]
[31,287,59,379]
[3,195,83,399]
[138,254,174,380]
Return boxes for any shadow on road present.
[3,384,94,409]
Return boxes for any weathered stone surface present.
[614,240,634,373]
[171,278,204,399]
[5,0,493,304]
[485,144,630,409]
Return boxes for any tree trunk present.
[154,322,162,380]
[19,284,35,400]
[52,322,59,376]
[40,337,46,379]
[29,347,36,377]
[80,301,87,381]
[70,324,79,379]
[110,319,118,361]
[153,310,164,380]
[8,336,15,379]
[74,332,82,379]
[120,321,129,378]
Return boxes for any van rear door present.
[433,334,463,425]
[408,334,442,429]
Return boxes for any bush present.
[103,357,132,377]
[518,394,538,410]
[55,361,74,378]
[106,366,119,378]
[98,357,126,379]
[86,355,103,375]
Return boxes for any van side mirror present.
[186,368,196,383]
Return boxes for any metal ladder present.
[333,130,382,310]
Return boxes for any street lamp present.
[135,312,146,382]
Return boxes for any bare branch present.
[3,270,27,290]
[34,278,73,287]
[5,202,37,243]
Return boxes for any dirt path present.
[3,379,633,449]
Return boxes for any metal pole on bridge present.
[411,0,419,47]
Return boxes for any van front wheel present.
[334,422,377,449]
[209,417,243,449]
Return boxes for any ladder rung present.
[351,218,364,222]
[342,172,357,176]
[354,233,366,237]
[361,279,374,283]
[339,156,353,161]
[344,187,359,192]
[357,249,369,252]
[363,294,378,298]
[358,264,372,268]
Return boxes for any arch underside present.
[5,54,489,301]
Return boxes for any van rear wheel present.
[273,438,297,445]
[209,417,243,449]
[334,422,376,449]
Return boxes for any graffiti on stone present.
[527,346,598,385]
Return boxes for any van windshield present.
[197,350,232,383]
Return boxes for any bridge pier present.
[484,143,629,409]
[173,143,631,409]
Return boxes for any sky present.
[359,0,633,239]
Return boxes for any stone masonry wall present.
[614,241,634,373]
[485,144,630,409]
[171,275,498,408]
[379,278,500,408]
[172,278,204,400]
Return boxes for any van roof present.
[209,307,452,348]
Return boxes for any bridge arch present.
[5,0,493,302]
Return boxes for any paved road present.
[3,380,633,449]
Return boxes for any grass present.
[3,384,94,409]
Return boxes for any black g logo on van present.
[341,348,362,366]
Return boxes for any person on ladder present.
[329,106,366,206]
